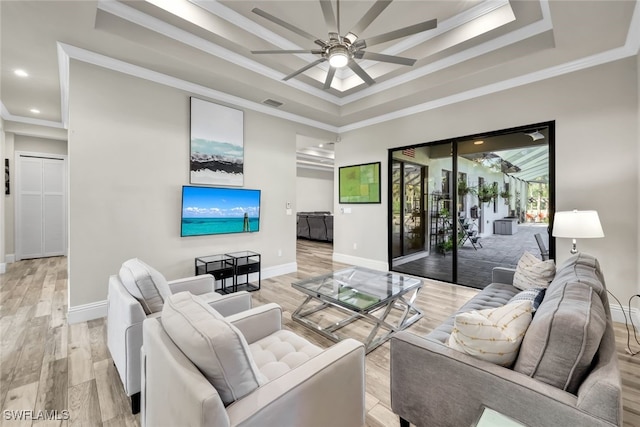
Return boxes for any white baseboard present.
[332,252,388,271]
[610,303,640,332]
[262,262,297,279]
[0,263,5,274]
[66,261,298,324]
[67,300,108,324]
[5,254,15,264]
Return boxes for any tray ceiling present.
[1,0,638,132]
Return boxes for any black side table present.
[225,251,261,293]
[194,254,235,293]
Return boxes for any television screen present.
[181,186,261,236]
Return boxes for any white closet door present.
[18,157,44,259]
[43,159,65,256]
[17,154,66,260]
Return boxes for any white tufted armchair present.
[141,294,366,427]
[107,258,252,413]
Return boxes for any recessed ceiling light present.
[14,69,29,77]
[474,140,484,145]
[30,108,40,114]
[319,144,323,148]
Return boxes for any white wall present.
[3,132,14,260]
[296,167,334,213]
[637,51,640,317]
[334,57,639,305]
[67,61,334,309]
[0,118,4,273]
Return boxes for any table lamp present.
[552,210,604,254]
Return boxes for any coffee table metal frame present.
[291,267,423,353]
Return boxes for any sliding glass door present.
[389,123,554,289]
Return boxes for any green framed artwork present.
[339,162,381,204]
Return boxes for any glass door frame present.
[391,160,427,258]
[387,121,556,286]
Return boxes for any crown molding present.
[188,0,306,51]
[189,0,513,89]
[98,0,541,100]
[0,101,65,129]
[339,0,551,105]
[97,0,337,104]
[626,0,640,54]
[57,43,70,129]
[4,0,638,138]
[58,43,339,133]
[339,44,637,133]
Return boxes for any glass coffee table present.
[291,266,423,353]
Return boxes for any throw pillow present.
[508,288,546,313]
[118,258,171,314]
[447,300,533,367]
[161,292,267,405]
[512,251,555,291]
[513,282,606,394]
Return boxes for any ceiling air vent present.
[262,98,284,108]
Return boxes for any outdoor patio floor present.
[392,222,551,289]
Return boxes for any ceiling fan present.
[250,0,437,89]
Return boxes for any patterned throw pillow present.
[508,287,546,313]
[513,251,555,290]
[447,300,533,367]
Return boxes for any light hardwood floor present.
[1,240,639,426]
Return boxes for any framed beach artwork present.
[190,97,244,186]
[339,162,381,204]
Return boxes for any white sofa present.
[141,294,366,427]
[107,258,252,413]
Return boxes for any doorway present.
[15,151,67,260]
[388,122,554,289]
[391,160,427,260]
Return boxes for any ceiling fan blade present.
[252,8,323,44]
[319,0,338,35]
[283,58,327,81]
[353,51,416,66]
[349,0,392,38]
[323,67,336,89]
[347,60,375,86]
[363,18,437,47]
[252,50,323,54]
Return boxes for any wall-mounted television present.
[181,186,261,237]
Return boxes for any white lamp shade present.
[552,210,604,238]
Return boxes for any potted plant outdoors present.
[438,238,454,255]
[457,179,477,198]
[499,189,511,205]
[477,183,497,206]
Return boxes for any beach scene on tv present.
[181,186,260,236]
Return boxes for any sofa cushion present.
[447,300,533,367]
[513,281,606,394]
[250,330,323,381]
[427,283,519,344]
[119,258,171,314]
[161,292,266,405]
[552,253,606,302]
[513,251,555,290]
[508,288,546,313]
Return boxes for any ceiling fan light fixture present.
[328,45,349,68]
[344,32,358,45]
